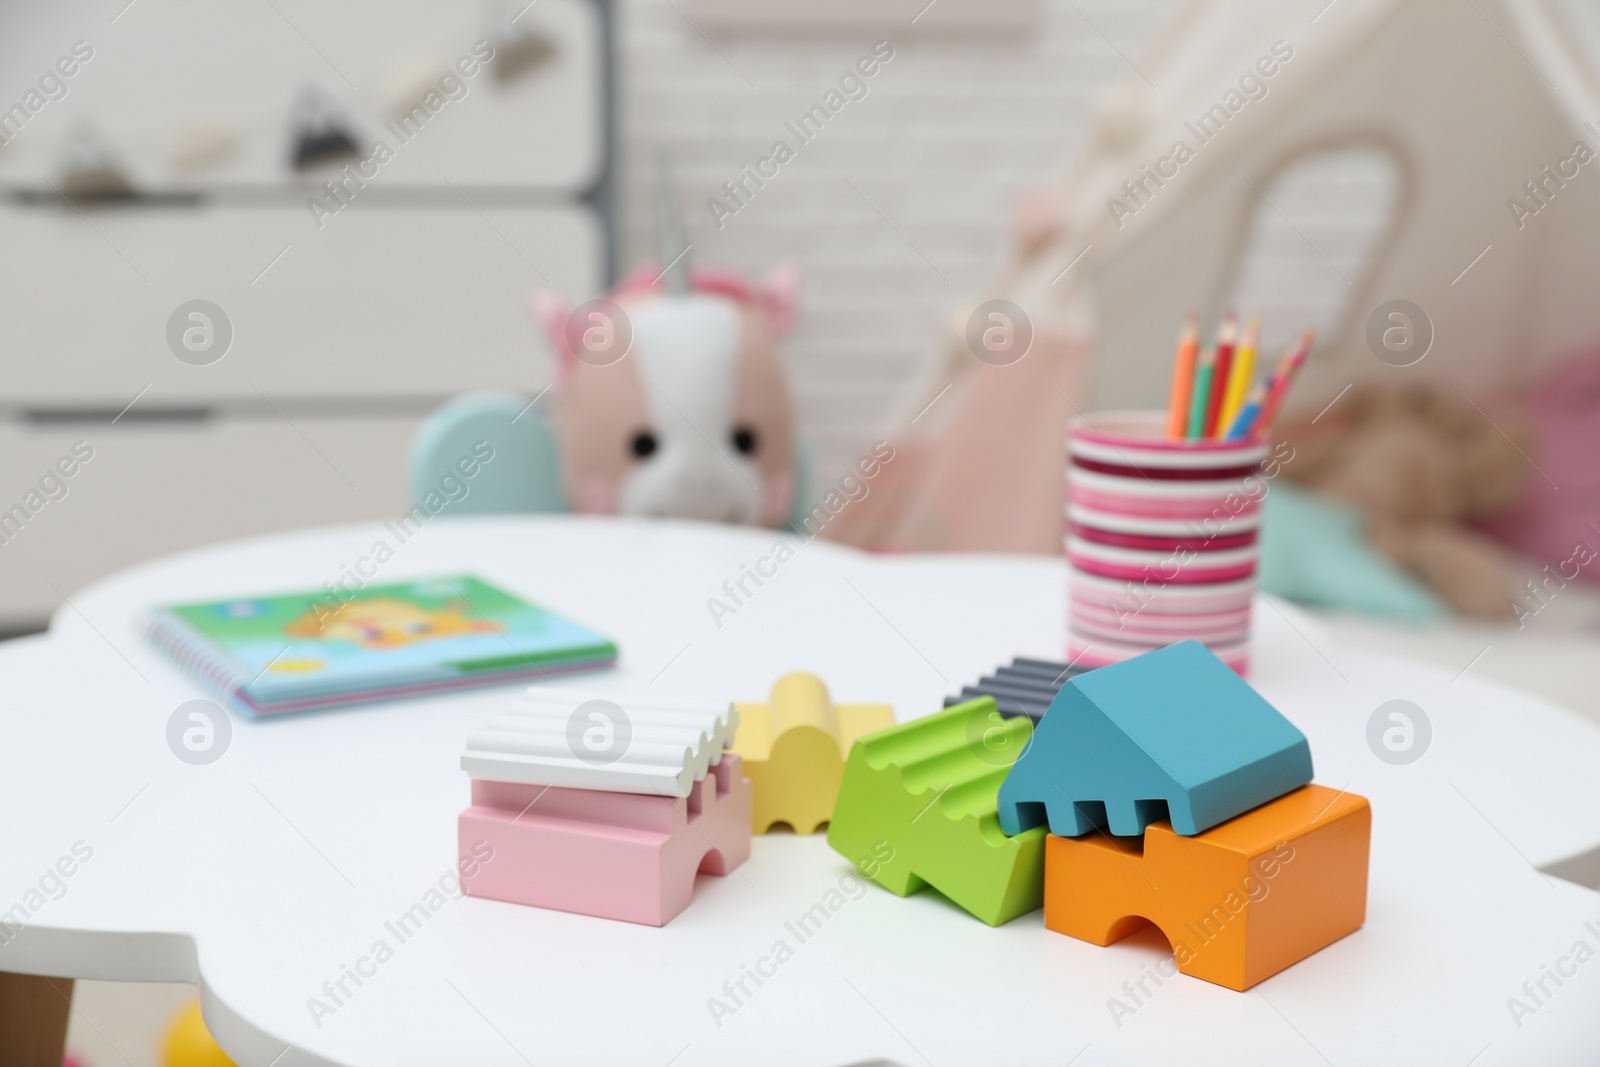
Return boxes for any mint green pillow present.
[1257,482,1446,623]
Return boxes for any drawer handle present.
[21,407,212,426]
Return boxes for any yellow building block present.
[163,1000,237,1067]
[733,672,895,834]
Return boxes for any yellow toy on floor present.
[733,672,894,835]
[163,1000,235,1067]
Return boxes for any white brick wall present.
[617,0,1179,482]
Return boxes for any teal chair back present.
[408,391,567,515]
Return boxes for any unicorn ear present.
[528,291,576,381]
[756,261,801,336]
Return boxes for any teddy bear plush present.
[1276,382,1532,618]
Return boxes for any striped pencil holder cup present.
[1065,411,1269,675]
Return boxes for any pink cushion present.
[1477,349,1600,580]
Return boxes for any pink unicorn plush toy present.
[530,259,800,525]
[411,157,804,527]
[529,155,801,526]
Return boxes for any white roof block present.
[461,688,738,797]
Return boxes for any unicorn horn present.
[657,150,691,296]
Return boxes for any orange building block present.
[1044,784,1370,991]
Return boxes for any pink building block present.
[459,755,752,926]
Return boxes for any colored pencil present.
[1253,330,1315,438]
[1202,312,1238,437]
[1225,382,1269,439]
[1218,315,1259,434]
[1165,314,1200,439]
[1187,342,1217,439]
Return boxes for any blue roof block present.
[997,641,1313,837]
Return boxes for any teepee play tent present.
[841,0,1600,555]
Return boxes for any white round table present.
[3,517,1599,1065]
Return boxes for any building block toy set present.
[458,674,895,926]
[460,648,1367,987]
[827,640,1369,989]
[826,698,1046,926]
[732,671,894,834]
[943,656,1086,721]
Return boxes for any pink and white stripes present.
[1065,412,1269,675]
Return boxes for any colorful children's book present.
[146,575,617,715]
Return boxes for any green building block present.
[826,697,1047,926]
